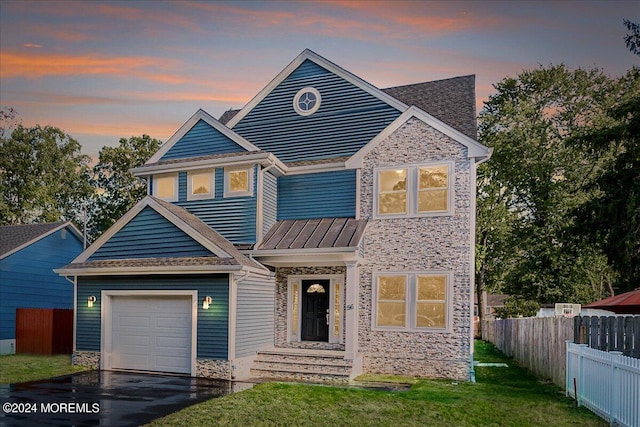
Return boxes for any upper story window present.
[293,87,321,116]
[373,272,452,332]
[187,170,214,201]
[153,173,178,202]
[224,166,254,197]
[374,162,453,218]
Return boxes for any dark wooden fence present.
[16,308,73,355]
[573,315,640,358]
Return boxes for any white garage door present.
[110,295,192,374]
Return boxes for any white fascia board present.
[54,264,244,276]
[71,198,151,263]
[146,109,261,165]
[284,161,347,175]
[346,106,491,168]
[132,152,287,177]
[253,252,363,268]
[0,222,83,260]
[226,49,408,129]
[72,196,233,263]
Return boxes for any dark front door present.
[301,279,330,341]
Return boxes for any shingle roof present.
[144,150,265,167]
[219,109,240,125]
[64,256,238,270]
[382,75,477,139]
[258,218,367,250]
[0,221,68,258]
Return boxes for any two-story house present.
[57,49,491,383]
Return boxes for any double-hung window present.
[375,162,453,218]
[374,272,452,332]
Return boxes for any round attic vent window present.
[293,87,321,116]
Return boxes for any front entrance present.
[301,279,330,341]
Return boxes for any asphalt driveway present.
[0,370,247,426]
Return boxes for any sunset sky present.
[1,0,638,158]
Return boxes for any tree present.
[571,68,640,293]
[624,19,640,56]
[88,135,162,238]
[477,65,623,306]
[0,122,92,225]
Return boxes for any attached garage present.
[102,291,197,376]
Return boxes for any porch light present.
[87,296,96,308]
[202,296,212,310]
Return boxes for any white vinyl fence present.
[566,341,640,427]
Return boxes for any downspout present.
[62,275,78,354]
[469,151,493,383]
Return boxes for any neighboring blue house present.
[0,222,83,355]
[58,50,491,382]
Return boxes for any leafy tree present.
[477,65,622,306]
[0,121,92,225]
[494,296,540,319]
[88,135,162,238]
[571,68,640,293]
[624,19,640,56]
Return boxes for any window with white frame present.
[187,170,214,200]
[224,166,253,197]
[153,173,178,202]
[375,162,453,218]
[374,272,451,332]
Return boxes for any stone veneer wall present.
[197,359,232,379]
[358,117,473,381]
[72,351,100,369]
[274,266,346,348]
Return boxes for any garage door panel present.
[110,295,192,374]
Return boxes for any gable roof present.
[225,49,407,130]
[346,106,491,168]
[0,221,83,260]
[145,109,261,165]
[382,75,478,139]
[58,196,266,275]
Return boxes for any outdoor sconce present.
[202,296,212,310]
[87,296,97,308]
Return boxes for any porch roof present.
[257,218,367,251]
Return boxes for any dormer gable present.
[146,109,260,165]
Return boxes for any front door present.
[301,279,330,341]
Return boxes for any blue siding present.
[176,167,257,244]
[262,172,278,236]
[278,170,356,219]
[89,207,212,260]
[232,59,402,162]
[76,275,229,359]
[160,119,248,161]
[0,229,82,341]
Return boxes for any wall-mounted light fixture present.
[87,296,97,308]
[202,296,212,310]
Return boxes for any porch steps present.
[250,348,353,384]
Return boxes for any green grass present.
[0,354,88,384]
[148,340,605,427]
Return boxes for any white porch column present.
[345,260,359,360]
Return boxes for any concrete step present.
[251,348,353,384]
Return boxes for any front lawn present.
[148,340,605,426]
[0,354,88,384]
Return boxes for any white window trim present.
[293,87,321,116]
[152,172,178,202]
[187,170,215,201]
[372,271,453,333]
[373,161,454,219]
[224,165,254,198]
[287,274,344,344]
